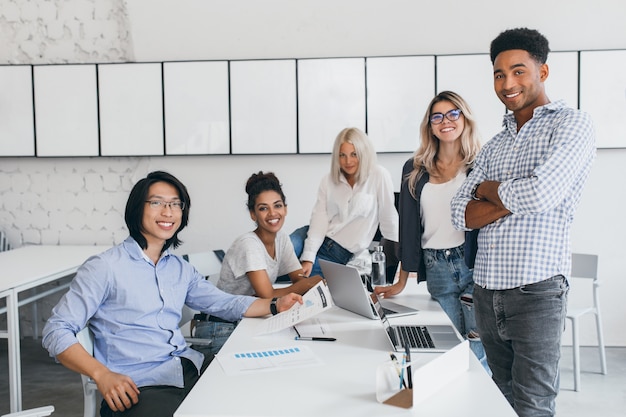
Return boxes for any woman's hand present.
[373,282,404,298]
[301,261,313,277]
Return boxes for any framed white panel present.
[0,66,34,156]
[298,58,366,153]
[580,50,626,148]
[367,56,435,153]
[545,51,579,110]
[230,60,297,154]
[164,61,230,155]
[34,65,99,156]
[437,54,506,144]
[98,63,164,156]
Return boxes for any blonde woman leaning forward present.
[290,127,399,278]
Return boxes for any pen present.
[294,336,336,341]
[399,353,406,390]
[405,344,413,389]
[390,353,407,389]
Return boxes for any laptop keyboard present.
[396,325,435,349]
[381,306,397,316]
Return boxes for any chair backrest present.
[76,327,98,417]
[569,253,601,312]
[182,250,224,285]
[571,253,598,281]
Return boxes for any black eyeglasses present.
[145,200,185,211]
[429,109,462,125]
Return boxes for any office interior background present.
[1,0,625,349]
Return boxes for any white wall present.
[1,0,625,345]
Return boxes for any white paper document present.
[216,345,323,376]
[256,280,333,335]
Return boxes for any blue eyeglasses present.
[429,109,462,125]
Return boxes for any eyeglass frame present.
[145,200,186,211]
[429,109,463,125]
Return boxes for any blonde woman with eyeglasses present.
[374,91,488,370]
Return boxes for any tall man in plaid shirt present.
[451,28,595,417]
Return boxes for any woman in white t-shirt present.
[194,172,321,353]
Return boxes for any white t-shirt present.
[217,231,302,296]
[420,173,466,250]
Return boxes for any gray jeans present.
[474,275,569,417]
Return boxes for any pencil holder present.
[375,360,413,408]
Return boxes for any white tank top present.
[420,173,466,250]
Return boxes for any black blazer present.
[398,158,478,283]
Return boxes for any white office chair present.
[182,249,224,285]
[565,253,607,391]
[76,327,98,417]
[1,406,54,417]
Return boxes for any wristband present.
[270,297,279,315]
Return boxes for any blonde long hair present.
[330,127,376,184]
[406,91,481,197]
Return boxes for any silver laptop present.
[371,290,463,353]
[319,259,418,319]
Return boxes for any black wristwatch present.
[270,297,279,315]
[470,183,481,201]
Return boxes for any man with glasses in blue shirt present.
[43,171,302,417]
[451,28,595,416]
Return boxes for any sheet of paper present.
[256,280,333,335]
[215,345,323,376]
[293,317,334,338]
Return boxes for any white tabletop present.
[0,244,109,293]
[0,244,109,412]
[175,281,515,417]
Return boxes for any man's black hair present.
[490,28,550,64]
[124,171,191,252]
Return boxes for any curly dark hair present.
[245,171,286,211]
[490,27,550,65]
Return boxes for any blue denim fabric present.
[192,320,238,357]
[473,275,569,417]
[289,225,352,278]
[422,245,488,371]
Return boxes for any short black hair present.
[124,171,191,252]
[490,28,550,65]
[245,171,286,211]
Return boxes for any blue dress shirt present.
[42,237,256,388]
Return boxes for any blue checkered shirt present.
[451,100,595,290]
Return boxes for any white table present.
[0,245,109,412]
[175,282,516,417]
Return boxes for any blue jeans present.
[290,225,353,278]
[474,275,569,417]
[193,320,238,357]
[423,245,488,371]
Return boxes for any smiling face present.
[250,190,287,235]
[430,100,465,145]
[493,49,549,120]
[338,142,359,183]
[141,181,183,249]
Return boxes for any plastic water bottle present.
[371,245,387,287]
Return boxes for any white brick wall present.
[0,0,132,64]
